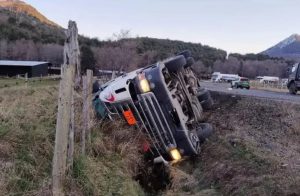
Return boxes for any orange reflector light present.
[123,110,137,125]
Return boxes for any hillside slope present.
[0,0,58,27]
[262,34,300,60]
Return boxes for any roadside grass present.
[0,79,58,195]
[0,78,59,89]
[69,122,145,196]
[0,78,145,195]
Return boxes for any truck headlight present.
[138,73,150,93]
[169,148,182,161]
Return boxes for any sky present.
[25,0,300,54]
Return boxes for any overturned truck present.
[93,51,213,164]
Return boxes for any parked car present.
[93,50,214,164]
[287,63,300,94]
[231,77,250,89]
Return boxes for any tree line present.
[0,7,294,78]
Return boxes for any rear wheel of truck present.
[184,57,195,68]
[165,55,186,73]
[197,89,213,110]
[289,82,297,95]
[197,123,213,143]
[178,50,192,59]
[92,81,100,93]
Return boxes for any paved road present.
[200,81,300,104]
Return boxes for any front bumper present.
[103,92,177,159]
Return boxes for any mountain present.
[262,34,300,60]
[0,0,58,27]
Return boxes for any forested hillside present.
[0,1,294,78]
[0,8,64,65]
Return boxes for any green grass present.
[0,78,59,89]
[0,78,58,195]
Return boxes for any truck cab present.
[287,63,300,94]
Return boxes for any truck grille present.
[104,92,176,156]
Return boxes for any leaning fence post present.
[82,75,87,154]
[87,70,93,144]
[52,21,80,196]
[81,69,94,154]
[52,65,75,196]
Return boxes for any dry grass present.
[183,95,300,196]
[70,121,145,196]
[0,80,58,195]
[0,78,145,196]
[250,80,289,93]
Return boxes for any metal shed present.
[0,60,49,78]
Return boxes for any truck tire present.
[289,82,297,95]
[197,89,213,110]
[92,81,100,93]
[197,123,213,143]
[165,55,186,73]
[184,57,195,68]
[177,50,192,59]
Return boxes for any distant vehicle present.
[211,72,240,82]
[231,77,250,89]
[280,78,289,86]
[258,76,279,83]
[287,63,300,94]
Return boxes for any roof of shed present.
[0,60,49,67]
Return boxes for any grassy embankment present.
[0,78,144,196]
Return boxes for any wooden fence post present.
[87,70,93,143]
[52,21,80,196]
[52,65,75,196]
[82,75,87,154]
[81,69,93,154]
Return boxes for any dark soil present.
[165,92,300,196]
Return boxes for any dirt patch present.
[164,92,300,196]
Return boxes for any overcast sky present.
[25,0,300,54]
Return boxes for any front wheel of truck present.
[289,82,297,95]
[197,123,213,143]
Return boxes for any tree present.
[80,45,96,72]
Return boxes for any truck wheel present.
[177,50,192,59]
[197,89,213,110]
[92,81,100,93]
[289,82,297,95]
[184,57,195,68]
[197,123,213,143]
[165,55,186,73]
[191,96,203,122]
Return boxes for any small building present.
[0,60,50,78]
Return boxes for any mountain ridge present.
[0,0,59,27]
[262,34,300,61]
